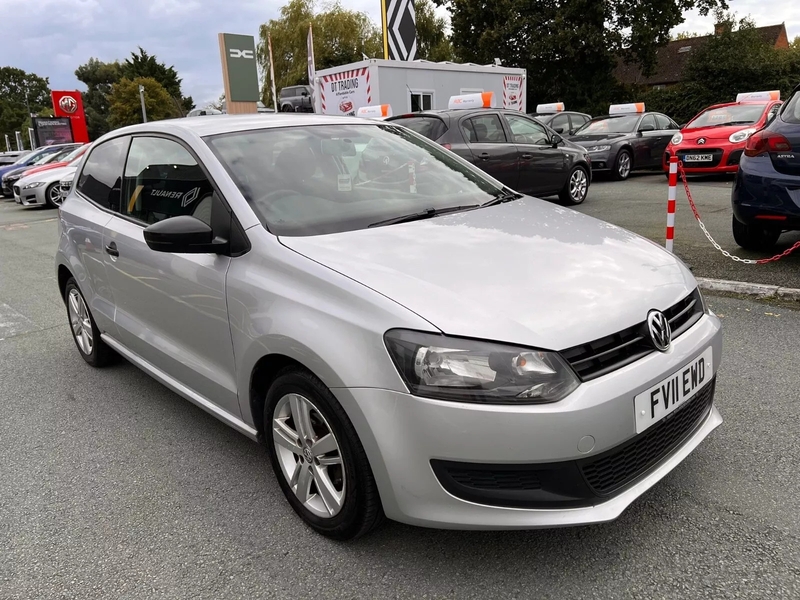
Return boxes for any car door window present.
[655,115,673,130]
[766,104,781,126]
[639,115,657,131]
[76,136,130,211]
[505,114,549,145]
[461,114,507,143]
[549,114,570,133]
[121,137,215,226]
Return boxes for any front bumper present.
[664,144,743,173]
[335,313,722,529]
[14,185,48,206]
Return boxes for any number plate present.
[634,347,713,434]
[684,154,713,162]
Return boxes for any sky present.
[1,0,798,110]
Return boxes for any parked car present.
[0,151,30,166]
[187,108,223,117]
[569,105,680,180]
[665,94,782,176]
[0,144,80,197]
[531,111,591,136]
[731,85,800,250]
[2,144,86,194]
[388,106,592,205]
[15,165,77,208]
[59,171,75,203]
[279,85,314,112]
[56,114,721,539]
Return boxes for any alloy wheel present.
[569,169,588,203]
[67,288,93,355]
[49,184,63,206]
[618,153,631,179]
[272,393,346,518]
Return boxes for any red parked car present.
[663,93,783,175]
[21,144,88,179]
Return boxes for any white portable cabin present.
[313,59,527,116]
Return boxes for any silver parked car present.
[55,115,722,539]
[15,165,77,207]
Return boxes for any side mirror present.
[301,91,309,97]
[552,133,563,146]
[144,215,227,254]
[554,126,564,134]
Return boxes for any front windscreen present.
[206,123,506,237]
[687,104,768,128]
[575,115,640,134]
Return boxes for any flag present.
[382,0,417,61]
[307,24,316,84]
[267,33,278,112]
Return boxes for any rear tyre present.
[612,149,632,181]
[281,104,295,112]
[45,183,61,208]
[731,215,781,251]
[264,367,383,540]
[559,165,589,205]
[64,278,116,367]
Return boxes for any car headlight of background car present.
[587,145,611,153]
[671,133,683,145]
[729,128,757,144]
[22,181,46,190]
[384,329,580,404]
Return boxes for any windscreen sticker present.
[337,173,352,192]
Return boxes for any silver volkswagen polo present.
[55,115,722,539]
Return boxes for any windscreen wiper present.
[368,204,479,228]
[481,190,522,207]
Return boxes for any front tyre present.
[45,183,62,208]
[732,215,781,251]
[265,368,383,540]
[559,165,589,205]
[64,278,116,367]
[612,149,632,181]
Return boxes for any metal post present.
[267,34,279,113]
[15,132,23,151]
[139,84,148,123]
[666,156,678,252]
[28,128,36,150]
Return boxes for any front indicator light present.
[385,329,580,404]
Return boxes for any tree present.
[258,0,382,106]
[672,31,701,40]
[121,47,194,114]
[416,0,454,62]
[75,58,122,140]
[107,77,181,129]
[0,67,51,149]
[435,0,726,115]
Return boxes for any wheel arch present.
[249,353,312,439]
[57,264,74,304]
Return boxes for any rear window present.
[782,92,800,124]
[390,116,447,141]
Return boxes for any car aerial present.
[56,114,722,540]
[0,143,81,197]
[279,85,314,112]
[387,94,592,205]
[569,104,680,180]
[665,91,783,176]
[15,163,78,208]
[2,144,86,194]
[530,103,591,136]
[731,84,800,251]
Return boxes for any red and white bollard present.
[666,156,678,252]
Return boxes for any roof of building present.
[615,23,788,86]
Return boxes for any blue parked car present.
[0,145,73,197]
[732,84,800,250]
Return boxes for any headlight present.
[588,145,611,153]
[6,175,21,183]
[729,128,757,144]
[671,133,683,145]
[384,330,580,404]
[23,181,46,189]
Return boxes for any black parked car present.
[531,111,591,136]
[569,110,680,180]
[388,108,592,205]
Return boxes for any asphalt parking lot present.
[576,171,800,289]
[2,198,800,599]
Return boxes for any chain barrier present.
[677,161,800,265]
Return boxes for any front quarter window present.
[206,123,506,237]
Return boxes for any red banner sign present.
[51,91,90,143]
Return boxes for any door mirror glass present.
[552,133,563,146]
[143,215,226,254]
[554,127,564,134]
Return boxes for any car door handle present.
[105,242,119,257]
[478,152,490,160]
[520,153,533,160]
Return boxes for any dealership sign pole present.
[218,33,260,114]
[28,128,35,150]
[268,33,279,113]
[4,135,11,152]
[15,132,23,151]
[139,85,148,123]
[51,92,90,143]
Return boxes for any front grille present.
[579,378,715,495]
[446,467,542,490]
[561,289,704,381]
[676,149,724,168]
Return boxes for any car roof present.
[105,114,370,139]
